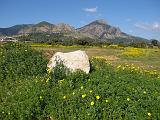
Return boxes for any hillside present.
[0,19,148,44]
[0,24,32,35]
[77,19,148,43]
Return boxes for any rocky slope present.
[77,19,145,42]
[0,19,148,43]
[0,21,75,35]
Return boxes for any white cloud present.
[83,7,97,13]
[135,22,160,31]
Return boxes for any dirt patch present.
[43,50,55,60]
[104,55,120,61]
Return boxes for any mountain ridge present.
[0,20,148,43]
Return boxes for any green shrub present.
[0,42,48,81]
[0,77,50,120]
[52,61,89,84]
[52,61,68,83]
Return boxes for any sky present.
[0,0,160,40]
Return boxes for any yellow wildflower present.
[63,96,66,99]
[87,113,91,116]
[148,112,151,116]
[106,99,109,103]
[143,91,147,94]
[46,78,49,83]
[96,95,100,100]
[47,68,52,73]
[81,86,84,89]
[91,101,94,106]
[82,94,87,98]
[117,65,121,69]
[40,96,43,100]
[72,92,75,95]
[58,79,64,84]
[89,90,93,93]
[127,98,130,101]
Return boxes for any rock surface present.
[47,50,90,74]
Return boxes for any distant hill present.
[0,19,148,44]
[77,19,148,43]
[0,24,32,35]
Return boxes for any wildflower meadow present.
[0,43,160,120]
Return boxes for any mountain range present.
[0,19,148,43]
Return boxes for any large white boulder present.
[47,50,90,74]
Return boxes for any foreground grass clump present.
[0,44,160,120]
[48,58,159,120]
[0,43,48,81]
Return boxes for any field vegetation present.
[0,42,160,120]
[31,43,160,70]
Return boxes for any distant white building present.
[0,36,18,42]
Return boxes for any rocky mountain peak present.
[56,23,75,32]
[77,19,110,37]
[91,19,108,25]
[57,23,73,28]
[35,21,53,27]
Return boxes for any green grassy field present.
[32,45,160,71]
[1,43,160,120]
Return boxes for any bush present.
[0,77,50,120]
[0,42,48,81]
[52,61,68,83]
[52,61,89,84]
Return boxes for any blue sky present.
[0,0,160,40]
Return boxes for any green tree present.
[151,39,158,46]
